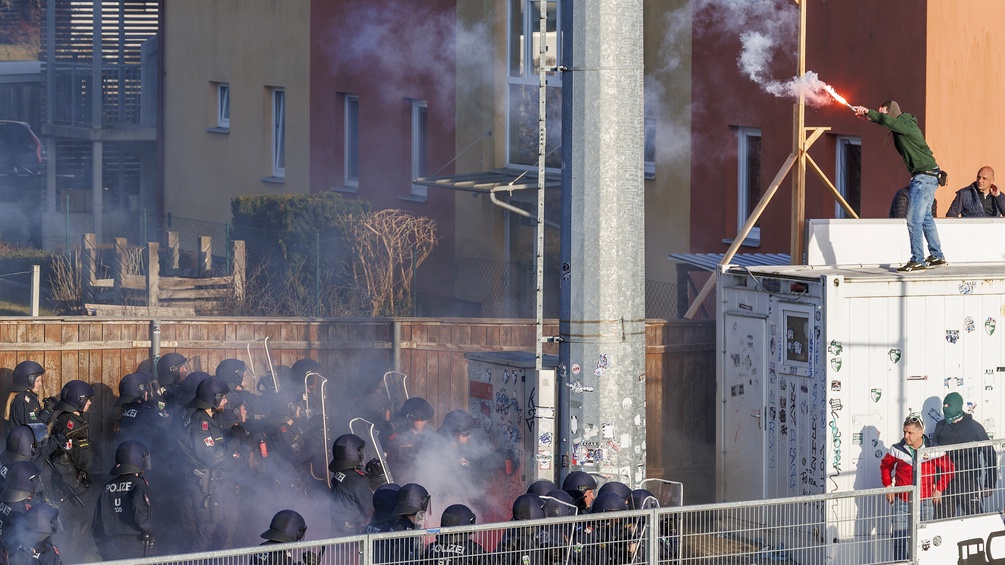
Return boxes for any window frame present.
[410,99,428,199]
[737,127,762,242]
[217,83,230,129]
[345,94,360,188]
[271,88,285,178]
[835,136,862,219]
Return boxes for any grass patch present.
[0,298,55,317]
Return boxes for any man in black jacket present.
[932,392,997,517]
[946,167,1005,217]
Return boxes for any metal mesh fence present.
[80,487,911,565]
[916,438,1003,522]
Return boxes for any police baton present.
[43,457,85,507]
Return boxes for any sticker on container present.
[830,380,841,392]
[827,340,843,356]
[965,316,976,333]
[888,349,902,364]
[987,317,997,336]
[959,281,976,295]
[946,330,960,344]
[830,358,842,372]
[871,388,882,403]
[572,363,581,375]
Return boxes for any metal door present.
[721,313,767,502]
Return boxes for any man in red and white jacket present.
[879,415,954,561]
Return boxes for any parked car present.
[0,120,45,176]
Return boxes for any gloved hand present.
[76,470,92,488]
[300,546,325,565]
[138,530,154,548]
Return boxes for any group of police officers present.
[0,355,673,565]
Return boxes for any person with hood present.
[92,441,153,560]
[416,503,489,565]
[947,166,1005,218]
[853,101,947,272]
[6,503,60,565]
[932,392,997,517]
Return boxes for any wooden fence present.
[0,317,716,502]
[80,233,245,315]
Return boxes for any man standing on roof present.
[853,101,947,272]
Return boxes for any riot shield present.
[349,417,393,485]
[638,478,684,507]
[306,372,330,487]
[638,478,683,563]
[382,371,409,415]
[245,337,277,393]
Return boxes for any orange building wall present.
[925,0,1005,210]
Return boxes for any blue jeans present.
[891,498,934,561]
[906,173,943,263]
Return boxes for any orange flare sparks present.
[823,84,852,108]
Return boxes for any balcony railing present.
[47,62,153,127]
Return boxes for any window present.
[217,84,230,129]
[644,116,656,179]
[272,88,285,178]
[345,95,359,187]
[737,128,762,241]
[411,100,428,198]
[835,136,861,218]
[507,0,562,168]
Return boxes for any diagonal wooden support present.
[806,153,859,219]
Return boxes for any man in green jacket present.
[853,101,947,272]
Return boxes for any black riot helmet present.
[291,358,320,381]
[116,372,150,406]
[390,483,431,518]
[630,489,660,510]
[156,352,187,386]
[1,460,41,502]
[58,380,94,413]
[110,440,151,476]
[329,434,366,472]
[261,509,307,543]
[178,371,211,406]
[191,377,229,410]
[1,425,37,464]
[215,358,247,391]
[438,410,476,438]
[371,483,401,523]
[597,480,632,502]
[20,502,59,545]
[12,360,44,391]
[527,479,558,497]
[591,491,629,513]
[543,489,578,517]
[512,493,545,521]
[440,504,477,527]
[562,471,598,493]
[398,397,434,423]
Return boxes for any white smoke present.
[696,0,841,108]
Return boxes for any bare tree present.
[338,209,438,316]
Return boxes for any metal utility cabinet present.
[716,262,1005,503]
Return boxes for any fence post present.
[147,241,159,309]
[198,236,212,276]
[114,237,128,305]
[165,231,179,272]
[232,239,245,303]
[30,265,39,317]
[82,233,97,304]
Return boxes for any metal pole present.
[534,0,548,379]
[315,231,321,317]
[30,265,39,317]
[150,320,161,368]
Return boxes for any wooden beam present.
[806,153,859,219]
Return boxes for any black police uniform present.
[8,540,61,565]
[251,540,296,565]
[117,399,171,445]
[330,467,374,535]
[92,475,152,559]
[418,534,491,565]
[5,391,42,431]
[178,408,250,552]
[48,410,92,504]
[0,499,31,545]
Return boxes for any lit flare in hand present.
[823,84,852,109]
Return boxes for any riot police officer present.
[417,503,490,564]
[562,471,598,513]
[48,380,94,509]
[384,397,434,483]
[252,509,314,565]
[6,503,60,565]
[115,372,171,445]
[0,426,50,491]
[3,361,49,432]
[178,377,250,552]
[215,358,248,392]
[92,441,154,560]
[0,461,43,545]
[373,482,430,563]
[364,483,401,534]
[329,434,375,536]
[156,352,188,401]
[494,493,546,565]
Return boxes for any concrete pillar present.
[558,0,647,486]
